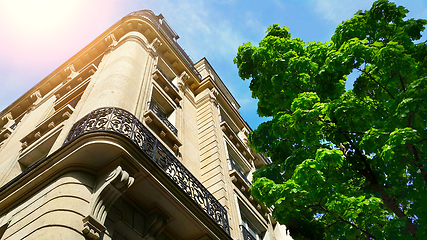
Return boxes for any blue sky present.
[0,0,426,129]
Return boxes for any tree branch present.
[340,130,417,238]
[319,205,376,239]
[399,74,406,92]
[356,67,395,99]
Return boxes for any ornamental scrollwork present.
[64,107,230,236]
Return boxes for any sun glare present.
[0,0,81,35]
[0,0,94,68]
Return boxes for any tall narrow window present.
[241,215,263,240]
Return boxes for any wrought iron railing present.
[63,107,229,235]
[10,120,20,130]
[229,158,251,186]
[240,225,257,240]
[149,102,178,136]
[155,65,179,92]
[261,154,272,164]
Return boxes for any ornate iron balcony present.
[240,225,257,240]
[229,158,251,186]
[149,102,178,136]
[63,107,230,235]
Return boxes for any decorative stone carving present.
[160,130,166,138]
[172,144,179,151]
[1,112,13,130]
[105,33,118,53]
[62,111,71,120]
[208,89,219,107]
[34,132,41,139]
[3,133,10,139]
[149,38,162,52]
[148,38,162,57]
[82,166,134,239]
[144,116,153,124]
[30,90,42,105]
[180,71,190,83]
[65,64,79,80]
[177,81,186,92]
[48,122,55,129]
[82,215,105,240]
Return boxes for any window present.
[149,99,177,136]
[143,86,181,151]
[241,215,264,240]
[229,154,251,186]
[227,145,252,185]
[105,197,171,240]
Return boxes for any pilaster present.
[196,89,228,207]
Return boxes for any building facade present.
[0,11,291,240]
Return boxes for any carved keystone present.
[82,166,134,239]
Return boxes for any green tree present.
[234,1,427,239]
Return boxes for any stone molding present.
[148,37,162,57]
[82,166,134,239]
[64,64,79,81]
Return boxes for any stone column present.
[78,32,154,118]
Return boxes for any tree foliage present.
[234,1,427,239]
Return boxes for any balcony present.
[240,225,257,240]
[63,107,230,236]
[152,66,181,107]
[18,104,74,167]
[220,121,253,162]
[154,66,178,92]
[148,102,177,136]
[229,158,251,187]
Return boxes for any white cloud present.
[311,0,373,24]
[148,0,246,62]
[244,11,267,35]
[311,0,427,26]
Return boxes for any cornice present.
[0,10,203,123]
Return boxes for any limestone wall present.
[0,172,94,240]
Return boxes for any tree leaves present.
[235,0,427,239]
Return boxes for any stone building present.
[0,10,291,240]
